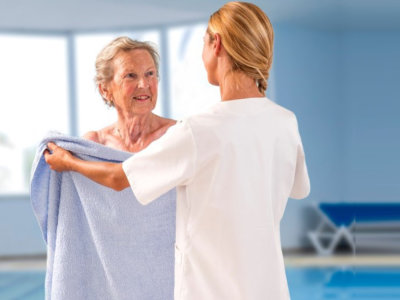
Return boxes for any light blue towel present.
[30,132,176,300]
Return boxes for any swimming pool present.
[287,267,400,300]
[0,267,399,299]
[0,271,44,300]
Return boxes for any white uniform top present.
[123,98,310,300]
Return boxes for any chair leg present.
[308,232,334,256]
[308,227,354,256]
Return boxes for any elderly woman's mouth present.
[133,95,150,101]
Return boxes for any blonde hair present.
[95,36,160,106]
[208,1,274,94]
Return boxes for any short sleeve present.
[289,140,310,199]
[288,115,310,199]
[122,120,196,205]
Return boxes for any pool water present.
[0,271,44,300]
[287,267,400,300]
[1,267,400,299]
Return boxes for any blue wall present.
[274,25,342,248]
[277,26,400,248]
[342,30,400,202]
[274,25,343,201]
[0,197,45,256]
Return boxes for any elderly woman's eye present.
[146,71,155,77]
[126,73,137,79]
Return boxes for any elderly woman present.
[84,36,176,152]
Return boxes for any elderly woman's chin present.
[131,100,156,113]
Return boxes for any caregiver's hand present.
[44,142,74,172]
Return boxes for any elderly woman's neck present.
[116,112,158,139]
[99,110,175,153]
[113,111,176,153]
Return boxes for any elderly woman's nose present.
[137,77,149,88]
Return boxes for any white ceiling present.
[0,0,399,32]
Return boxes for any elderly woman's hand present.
[44,142,74,172]
[44,142,129,191]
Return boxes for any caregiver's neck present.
[219,71,264,101]
[216,57,264,101]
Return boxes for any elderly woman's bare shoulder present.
[156,117,177,132]
[152,114,175,129]
[83,124,115,144]
[83,130,101,142]
[150,116,177,141]
[160,117,177,127]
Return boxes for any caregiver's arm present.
[44,142,129,191]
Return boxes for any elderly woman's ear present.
[99,83,114,106]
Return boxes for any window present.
[0,35,69,194]
[167,24,220,120]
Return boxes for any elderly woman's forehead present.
[113,49,155,66]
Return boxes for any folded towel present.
[30,132,176,300]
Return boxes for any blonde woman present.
[85,36,176,152]
[45,2,310,299]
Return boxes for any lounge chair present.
[308,202,400,255]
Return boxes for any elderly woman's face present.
[108,49,158,115]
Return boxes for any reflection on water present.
[287,267,400,300]
[0,271,44,300]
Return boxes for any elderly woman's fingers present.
[44,146,55,167]
[44,142,56,164]
[47,142,58,152]
[44,150,53,169]
[43,142,71,171]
